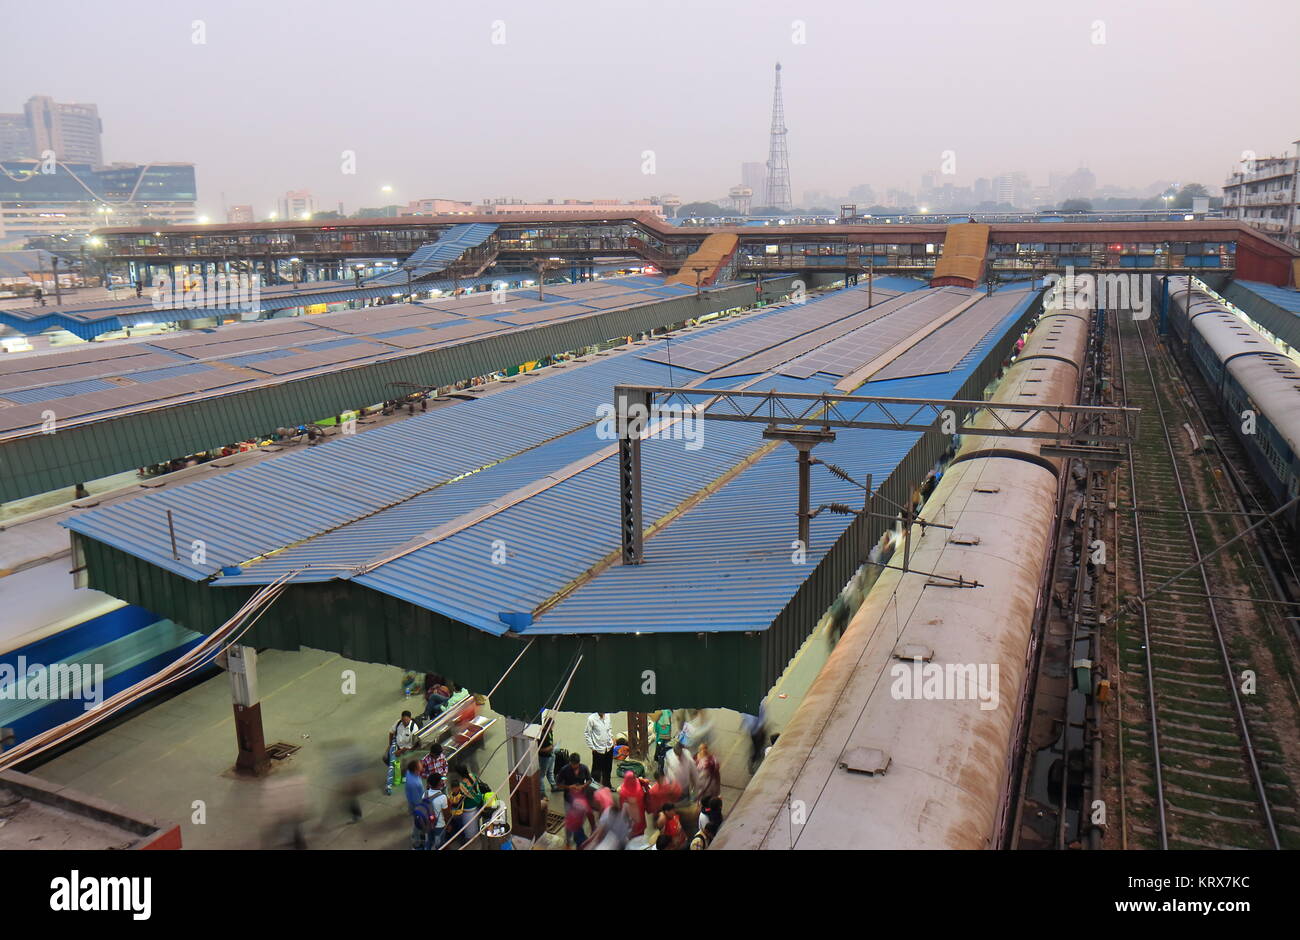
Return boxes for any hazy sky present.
[3,0,1296,215]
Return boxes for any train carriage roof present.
[1225,351,1300,458]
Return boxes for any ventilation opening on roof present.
[839,747,890,777]
[973,484,1001,493]
[948,533,982,545]
[893,643,934,662]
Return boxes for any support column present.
[508,718,544,839]
[225,645,269,776]
[617,387,651,565]
[625,711,650,760]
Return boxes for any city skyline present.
[1,0,1296,219]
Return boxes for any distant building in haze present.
[278,190,316,221]
[1222,141,1300,250]
[0,96,104,165]
[477,198,665,219]
[742,162,767,201]
[226,205,254,224]
[398,198,475,216]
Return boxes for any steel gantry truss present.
[614,384,1140,564]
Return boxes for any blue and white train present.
[1165,277,1300,533]
[0,558,205,752]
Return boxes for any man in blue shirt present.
[404,760,427,849]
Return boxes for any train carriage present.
[1164,277,1300,533]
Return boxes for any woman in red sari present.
[618,770,647,838]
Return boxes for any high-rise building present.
[742,162,767,199]
[227,205,255,224]
[0,96,104,164]
[848,183,876,205]
[278,190,316,221]
[23,96,103,165]
[1062,167,1096,200]
[1222,142,1300,250]
[993,172,1032,208]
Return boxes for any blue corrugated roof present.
[63,353,676,582]
[1233,280,1300,314]
[63,283,1037,639]
[3,378,118,404]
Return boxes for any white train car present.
[715,302,1090,850]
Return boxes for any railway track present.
[1114,308,1299,850]
[1171,343,1300,649]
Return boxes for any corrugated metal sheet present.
[63,353,677,581]
[67,280,1041,715]
[1222,279,1300,351]
[5,278,794,501]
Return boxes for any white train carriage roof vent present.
[948,532,982,545]
[839,747,891,777]
[893,642,934,662]
[973,484,1001,493]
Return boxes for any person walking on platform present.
[537,712,557,795]
[424,773,450,850]
[695,741,721,806]
[403,760,426,849]
[585,711,614,788]
[652,708,674,774]
[665,740,698,802]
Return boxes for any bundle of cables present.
[0,570,297,772]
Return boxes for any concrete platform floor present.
[29,642,826,849]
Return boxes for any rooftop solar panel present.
[250,341,395,375]
[773,290,974,380]
[639,287,907,374]
[870,291,1025,381]
[379,319,504,348]
[0,351,185,392]
[0,343,166,378]
[498,304,600,326]
[152,320,316,350]
[711,292,929,378]
[573,293,657,310]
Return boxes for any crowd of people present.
[546,708,730,850]
[380,672,769,850]
[384,674,500,850]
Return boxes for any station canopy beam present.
[615,384,1139,565]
